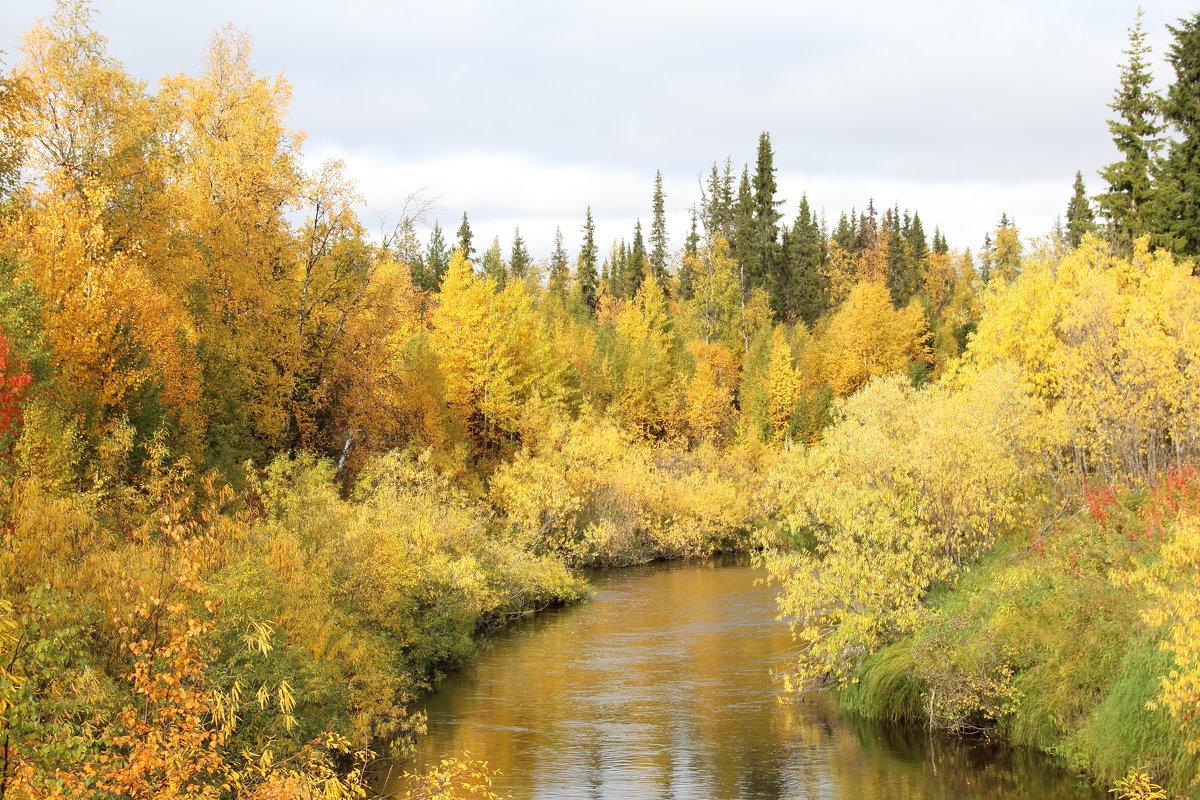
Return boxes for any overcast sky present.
[1,0,1195,259]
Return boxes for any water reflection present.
[382,560,1103,800]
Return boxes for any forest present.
[1,1,1200,798]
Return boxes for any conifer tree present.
[649,170,669,284]
[1098,11,1163,252]
[419,221,450,291]
[702,158,736,237]
[932,226,949,254]
[549,225,569,296]
[752,131,784,293]
[782,195,826,325]
[577,206,598,311]
[1158,11,1200,258]
[626,220,646,298]
[456,211,476,261]
[732,167,757,299]
[1065,171,1097,248]
[509,227,531,280]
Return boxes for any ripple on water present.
[384,561,1106,800]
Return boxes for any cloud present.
[3,0,1195,262]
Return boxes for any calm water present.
[380,559,1104,800]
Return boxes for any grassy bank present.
[836,481,1200,796]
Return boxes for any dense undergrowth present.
[837,479,1199,794]
[763,237,1200,798]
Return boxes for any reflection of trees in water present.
[386,565,1105,800]
[831,702,1105,800]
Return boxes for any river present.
[379,558,1104,799]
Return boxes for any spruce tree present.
[578,207,599,311]
[1097,11,1163,252]
[932,226,949,254]
[456,212,476,261]
[884,207,910,304]
[626,220,646,298]
[833,212,857,254]
[1065,171,1097,248]
[509,227,531,280]
[425,221,450,290]
[548,226,569,296]
[788,194,827,325]
[702,158,736,237]
[649,170,669,284]
[752,131,784,294]
[1159,11,1200,258]
[732,167,757,299]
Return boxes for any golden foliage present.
[765,366,1054,685]
[821,280,929,396]
[970,235,1200,483]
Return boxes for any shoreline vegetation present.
[2,2,1200,798]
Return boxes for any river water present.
[381,558,1104,799]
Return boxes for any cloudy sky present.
[1,0,1195,258]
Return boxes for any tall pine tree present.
[456,211,476,261]
[1158,11,1200,259]
[625,220,646,298]
[424,221,450,290]
[752,132,784,294]
[785,194,827,325]
[732,166,757,300]
[1098,11,1163,252]
[578,207,598,311]
[1065,171,1097,248]
[548,226,569,296]
[649,170,669,285]
[509,227,531,280]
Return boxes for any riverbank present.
[830,480,1200,798]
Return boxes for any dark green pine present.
[649,170,669,285]
[1065,171,1097,248]
[1097,11,1164,253]
[456,211,476,261]
[425,222,450,290]
[509,227,532,280]
[577,207,599,311]
[626,220,647,297]
[1158,11,1200,260]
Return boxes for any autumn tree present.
[159,26,303,466]
[822,281,929,396]
[15,0,166,250]
[481,236,505,287]
[690,236,742,347]
[613,274,678,438]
